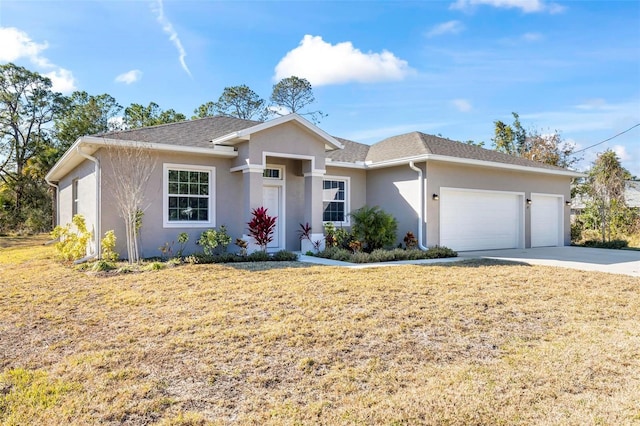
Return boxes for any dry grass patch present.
[1,241,639,425]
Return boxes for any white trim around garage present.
[530,193,564,247]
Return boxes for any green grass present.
[1,238,639,425]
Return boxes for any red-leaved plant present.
[247,206,277,252]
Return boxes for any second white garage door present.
[531,193,563,247]
[440,188,524,251]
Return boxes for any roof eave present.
[325,159,368,169]
[425,154,586,177]
[362,153,585,177]
[46,136,238,182]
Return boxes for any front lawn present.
[1,240,639,424]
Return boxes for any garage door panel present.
[531,194,562,247]
[440,189,522,251]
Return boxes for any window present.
[323,178,349,224]
[163,164,215,227]
[72,179,79,216]
[263,167,282,180]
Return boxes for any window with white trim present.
[163,164,215,227]
[323,178,349,224]
[263,167,282,180]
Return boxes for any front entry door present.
[263,186,282,249]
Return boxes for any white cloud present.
[576,98,609,110]
[451,98,472,112]
[426,20,465,38]
[274,35,412,86]
[522,32,543,42]
[450,0,565,14]
[150,0,191,77]
[0,27,77,93]
[0,27,48,62]
[613,144,630,161]
[115,69,143,84]
[44,69,76,93]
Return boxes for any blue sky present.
[1,0,639,175]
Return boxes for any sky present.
[1,0,639,175]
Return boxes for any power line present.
[571,123,640,155]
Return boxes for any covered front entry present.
[440,188,524,251]
[531,193,563,247]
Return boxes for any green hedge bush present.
[314,246,457,263]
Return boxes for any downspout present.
[77,146,101,259]
[409,161,428,250]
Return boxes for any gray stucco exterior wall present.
[366,164,424,247]
[425,161,572,247]
[98,150,243,259]
[57,158,97,254]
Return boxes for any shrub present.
[316,247,352,262]
[272,250,298,261]
[582,239,629,249]
[324,222,356,250]
[248,207,277,252]
[91,260,116,272]
[101,230,119,261]
[235,238,248,256]
[350,206,398,253]
[247,250,270,262]
[158,241,173,260]
[144,261,166,271]
[176,232,189,258]
[51,214,93,261]
[324,222,337,247]
[197,226,232,255]
[570,220,583,243]
[314,246,457,263]
[423,246,458,259]
[404,231,418,250]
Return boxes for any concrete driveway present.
[460,246,640,277]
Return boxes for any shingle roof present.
[97,116,260,149]
[326,137,370,163]
[366,132,569,171]
[96,117,571,172]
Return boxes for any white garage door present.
[440,188,523,251]
[531,194,563,247]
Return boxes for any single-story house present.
[45,114,584,258]
[571,180,640,218]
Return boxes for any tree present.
[105,140,157,263]
[123,102,186,129]
[493,112,527,156]
[492,112,578,168]
[192,101,216,119]
[54,91,122,151]
[194,85,267,121]
[583,150,632,242]
[269,76,326,124]
[0,63,64,231]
